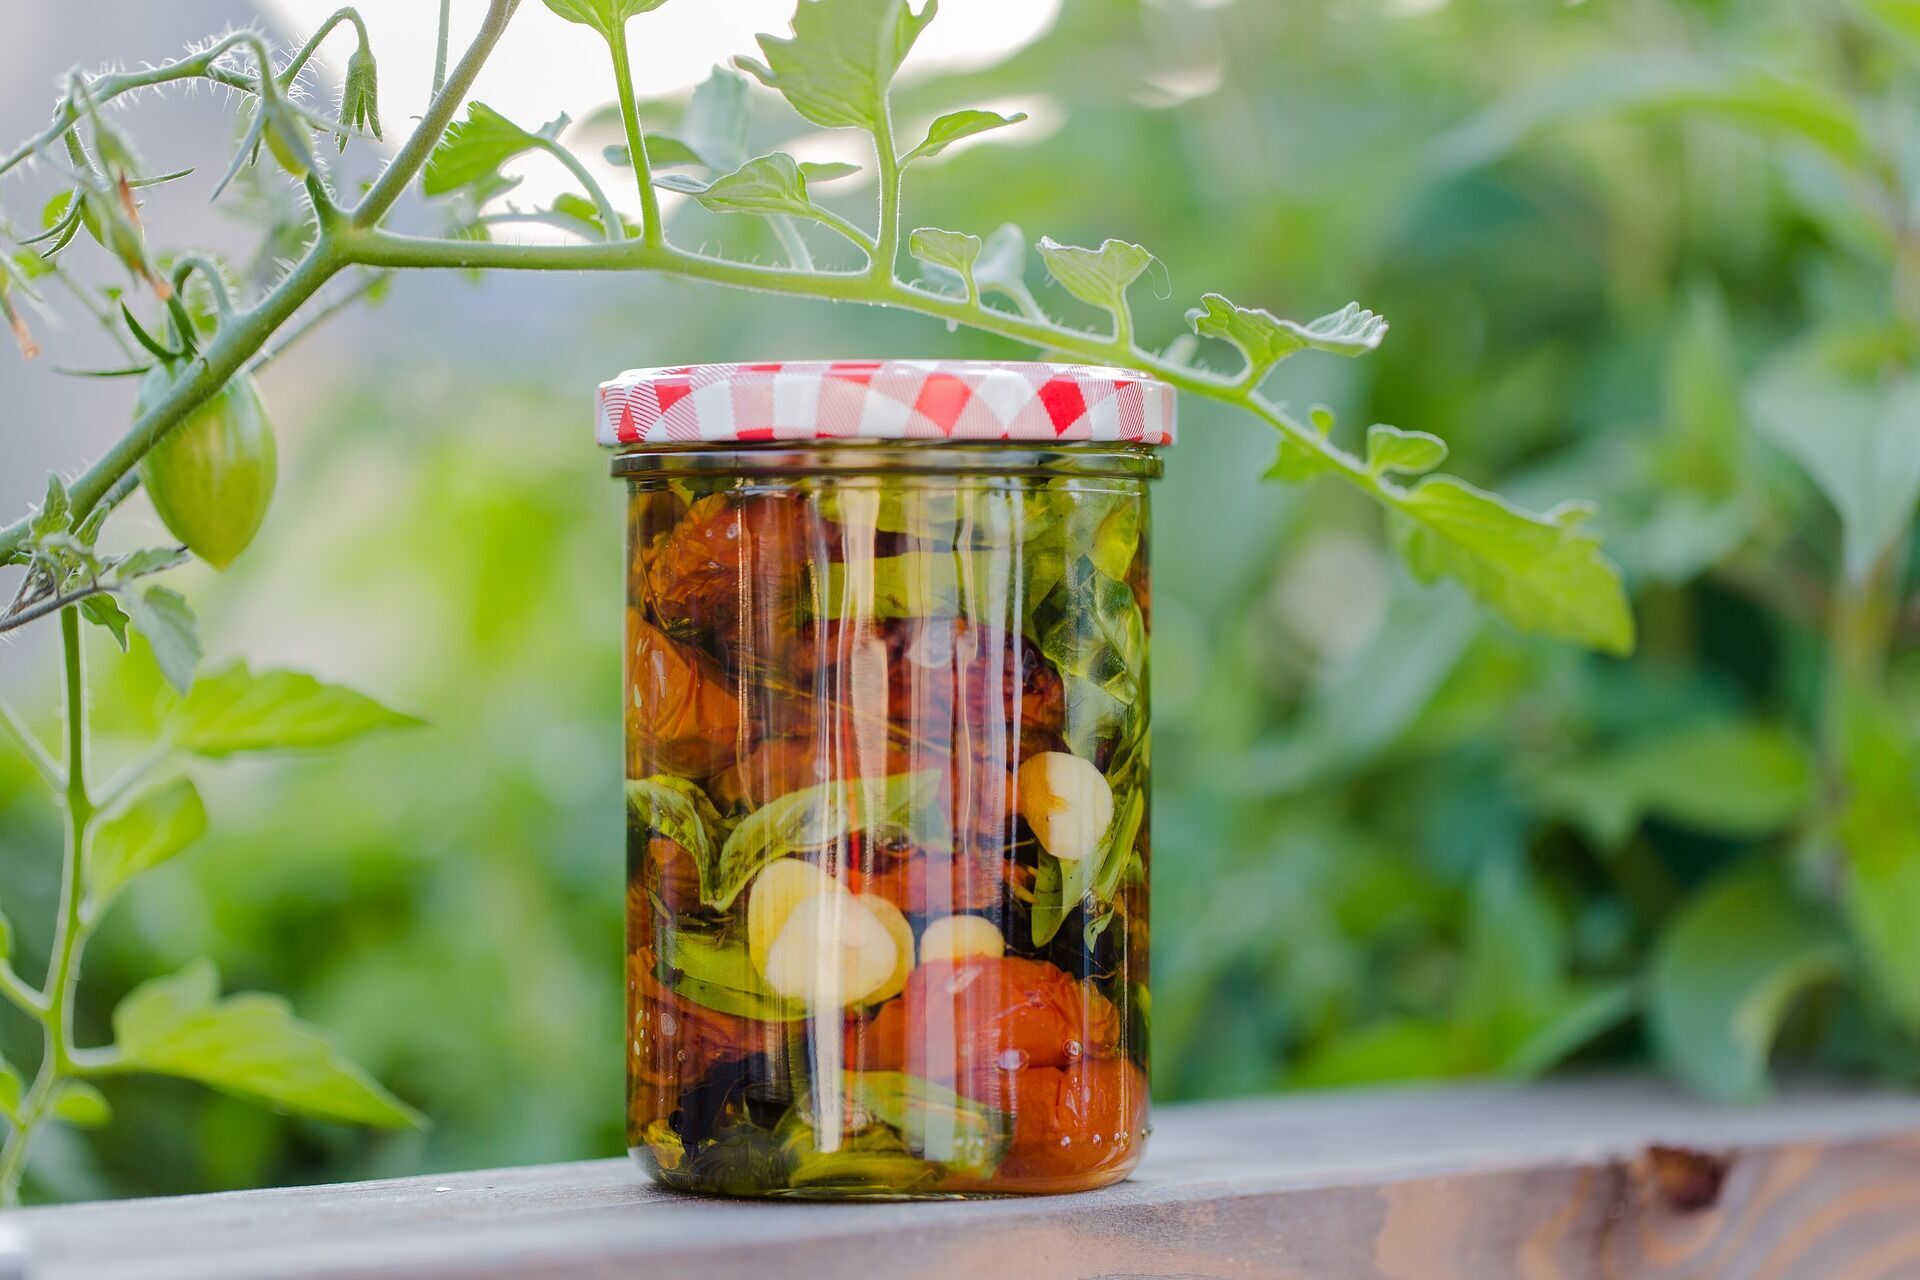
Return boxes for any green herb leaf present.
[845,1072,1008,1175]
[51,1081,111,1129]
[1530,720,1813,846]
[655,153,838,225]
[1649,865,1846,1102]
[165,663,420,757]
[1749,353,1920,584]
[658,930,805,1022]
[627,775,730,869]
[1836,696,1920,1029]
[1365,425,1448,477]
[113,958,423,1128]
[423,104,557,197]
[540,0,669,40]
[1036,236,1154,327]
[738,0,936,134]
[708,771,948,910]
[123,584,200,694]
[1389,476,1634,655]
[903,109,1026,164]
[86,778,207,911]
[1436,53,1872,173]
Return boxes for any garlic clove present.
[747,857,839,970]
[857,893,915,1004]
[1016,751,1114,862]
[917,913,1006,965]
[761,890,900,1006]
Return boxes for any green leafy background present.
[3,0,1920,1198]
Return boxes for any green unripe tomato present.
[136,366,277,570]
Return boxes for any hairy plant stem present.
[0,609,94,1205]
[607,19,664,246]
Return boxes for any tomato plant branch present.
[352,0,520,230]
[606,19,664,246]
[0,699,62,792]
[0,608,93,1206]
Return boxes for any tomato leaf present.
[1188,294,1388,382]
[112,959,423,1128]
[1390,476,1635,656]
[123,584,200,694]
[903,109,1026,164]
[909,226,981,294]
[1365,425,1448,477]
[423,104,558,197]
[165,663,420,757]
[86,778,207,911]
[1037,236,1155,326]
[738,0,936,134]
[655,153,839,225]
[541,0,669,40]
[51,1081,111,1129]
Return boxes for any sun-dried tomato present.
[988,1058,1146,1183]
[848,957,1120,1084]
[626,616,740,778]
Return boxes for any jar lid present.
[597,359,1176,448]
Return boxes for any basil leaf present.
[1034,563,1145,758]
[86,778,206,912]
[903,109,1026,164]
[166,663,419,757]
[659,930,806,1022]
[738,0,935,134]
[844,1072,1008,1175]
[709,770,948,910]
[1390,476,1634,656]
[113,959,423,1127]
[627,775,729,871]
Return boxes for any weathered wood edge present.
[13,1077,1920,1280]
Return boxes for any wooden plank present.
[10,1077,1920,1280]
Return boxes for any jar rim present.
[609,440,1162,481]
[597,359,1176,450]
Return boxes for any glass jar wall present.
[619,442,1156,1199]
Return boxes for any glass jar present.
[604,361,1172,1198]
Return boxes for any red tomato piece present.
[848,957,1120,1084]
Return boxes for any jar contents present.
[624,469,1151,1198]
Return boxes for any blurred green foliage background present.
[4,0,1920,1199]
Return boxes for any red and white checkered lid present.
[597,359,1176,448]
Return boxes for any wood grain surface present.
[10,1078,1920,1280]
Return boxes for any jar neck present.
[609,442,1162,481]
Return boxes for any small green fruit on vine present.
[136,367,277,570]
